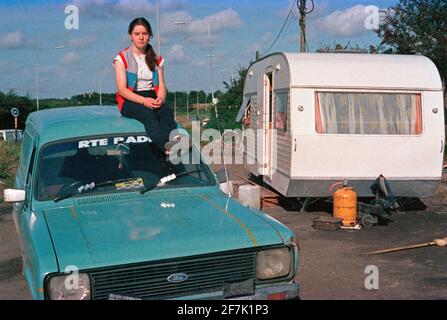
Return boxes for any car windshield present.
[35,134,216,201]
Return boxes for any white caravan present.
[236,52,445,198]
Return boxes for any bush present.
[205,105,241,131]
[205,62,251,131]
[0,141,21,202]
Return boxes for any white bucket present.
[238,185,261,209]
[220,180,234,195]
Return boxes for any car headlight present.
[256,247,291,280]
[47,273,91,300]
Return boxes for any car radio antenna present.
[213,103,231,198]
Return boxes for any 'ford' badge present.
[167,273,189,283]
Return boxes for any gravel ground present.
[219,163,447,299]
[1,163,445,300]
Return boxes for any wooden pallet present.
[232,173,279,210]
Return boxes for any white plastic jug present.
[238,185,261,209]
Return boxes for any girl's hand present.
[143,97,158,108]
[153,97,164,108]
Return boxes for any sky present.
[0,0,398,99]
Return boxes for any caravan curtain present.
[275,91,288,130]
[315,92,422,135]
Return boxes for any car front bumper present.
[171,281,300,300]
[107,281,300,300]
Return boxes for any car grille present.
[89,250,257,300]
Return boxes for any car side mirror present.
[215,170,234,196]
[215,170,228,184]
[4,189,26,202]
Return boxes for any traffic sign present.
[11,107,20,118]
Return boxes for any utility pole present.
[99,80,102,107]
[34,44,66,111]
[207,22,215,104]
[196,90,199,117]
[174,91,177,121]
[35,61,39,111]
[156,0,161,55]
[299,0,307,53]
[186,91,189,121]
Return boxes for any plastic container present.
[238,185,261,209]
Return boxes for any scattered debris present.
[366,237,447,255]
[312,216,342,231]
[340,224,362,230]
[234,173,279,209]
[358,175,400,228]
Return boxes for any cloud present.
[60,51,80,65]
[71,0,108,8]
[187,33,222,50]
[187,9,243,35]
[161,0,187,11]
[161,9,242,49]
[161,10,193,35]
[71,0,113,18]
[70,0,186,19]
[166,44,189,65]
[315,4,374,38]
[67,35,97,48]
[164,44,209,68]
[115,0,154,17]
[0,31,36,49]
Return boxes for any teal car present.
[4,106,300,300]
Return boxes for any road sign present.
[11,107,20,118]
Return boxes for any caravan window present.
[315,92,422,135]
[275,91,288,131]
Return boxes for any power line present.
[262,0,297,57]
[298,0,314,15]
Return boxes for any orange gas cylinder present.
[333,187,357,227]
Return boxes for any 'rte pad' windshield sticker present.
[78,136,151,149]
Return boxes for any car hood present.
[43,192,285,271]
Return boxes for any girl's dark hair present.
[128,17,158,72]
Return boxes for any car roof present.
[26,106,146,146]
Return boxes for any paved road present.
[1,169,446,300]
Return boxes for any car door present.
[13,132,38,272]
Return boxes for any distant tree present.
[316,42,371,53]
[376,0,447,98]
[206,63,251,131]
[0,90,34,129]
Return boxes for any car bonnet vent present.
[75,189,185,205]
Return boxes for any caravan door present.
[263,69,274,179]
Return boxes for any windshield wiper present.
[139,169,205,195]
[53,178,143,202]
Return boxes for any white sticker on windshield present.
[78,136,151,149]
